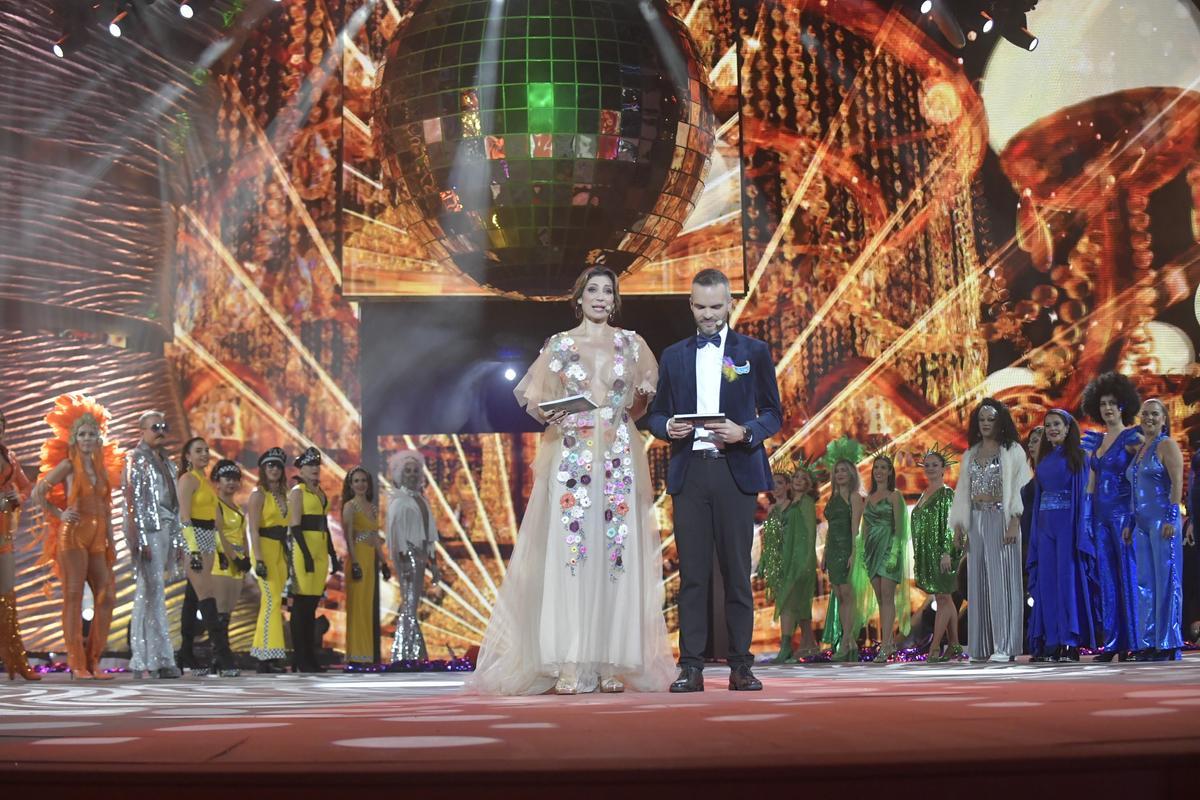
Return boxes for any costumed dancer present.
[1125,399,1184,661]
[288,446,338,673]
[820,436,874,662]
[0,409,39,680]
[757,470,793,662]
[247,448,289,672]
[1027,410,1096,662]
[386,450,440,664]
[912,445,961,663]
[1080,372,1142,661]
[861,454,912,662]
[950,398,1031,663]
[1185,444,1200,643]
[342,466,389,667]
[784,463,820,658]
[210,459,249,677]
[34,393,124,679]
[473,266,673,694]
[177,437,227,673]
[123,411,182,679]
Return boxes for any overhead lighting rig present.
[915,1,1040,53]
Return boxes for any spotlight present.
[82,607,95,622]
[503,367,517,382]
[927,0,966,48]
[979,11,995,33]
[1000,13,1038,51]
[52,36,68,57]
[179,2,194,19]
[109,10,127,38]
[920,0,933,13]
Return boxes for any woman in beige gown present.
[470,267,675,695]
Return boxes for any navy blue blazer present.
[646,328,782,495]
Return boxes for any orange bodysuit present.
[0,448,32,555]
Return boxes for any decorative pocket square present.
[733,361,751,375]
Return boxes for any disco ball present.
[374,0,716,297]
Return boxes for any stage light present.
[503,367,517,382]
[979,11,995,33]
[179,2,194,19]
[52,35,68,57]
[109,10,127,38]
[998,11,1036,51]
[920,0,933,13]
[82,607,94,622]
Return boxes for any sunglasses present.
[151,422,169,433]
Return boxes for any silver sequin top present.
[123,441,181,551]
[969,451,1003,497]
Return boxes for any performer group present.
[0,267,1191,687]
[0,400,441,679]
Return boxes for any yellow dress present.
[212,499,247,578]
[290,483,329,597]
[344,502,379,664]
[251,489,288,660]
[184,468,219,554]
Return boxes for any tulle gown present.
[469,326,676,694]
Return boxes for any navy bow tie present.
[696,332,722,348]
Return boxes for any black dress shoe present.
[669,666,704,693]
[1094,651,1116,663]
[728,665,763,691]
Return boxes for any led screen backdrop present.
[1,0,1199,658]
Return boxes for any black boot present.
[215,614,240,677]
[289,600,307,673]
[177,582,200,670]
[199,598,236,676]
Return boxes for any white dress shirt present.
[693,324,727,451]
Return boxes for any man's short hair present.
[138,410,165,428]
[692,268,730,291]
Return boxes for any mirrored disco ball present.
[374,0,715,297]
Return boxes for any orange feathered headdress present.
[34,394,125,589]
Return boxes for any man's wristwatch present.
[741,425,753,445]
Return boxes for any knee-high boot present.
[199,597,234,675]
[289,598,307,673]
[0,592,40,680]
[216,613,239,677]
[178,581,199,669]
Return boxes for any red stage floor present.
[2,656,1198,797]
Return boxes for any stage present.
[1,656,1197,796]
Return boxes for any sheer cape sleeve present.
[514,334,565,421]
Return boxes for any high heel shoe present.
[85,646,114,681]
[872,644,896,663]
[599,677,625,693]
[0,592,41,681]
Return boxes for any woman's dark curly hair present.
[967,398,1020,449]
[1081,371,1140,426]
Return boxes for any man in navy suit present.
[646,269,782,692]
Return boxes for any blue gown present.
[1027,447,1097,653]
[1126,434,1183,659]
[1088,427,1139,653]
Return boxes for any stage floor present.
[2,656,1198,796]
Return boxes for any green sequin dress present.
[820,492,876,651]
[824,493,854,585]
[757,497,817,622]
[911,485,959,595]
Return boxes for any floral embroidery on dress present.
[552,329,636,580]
